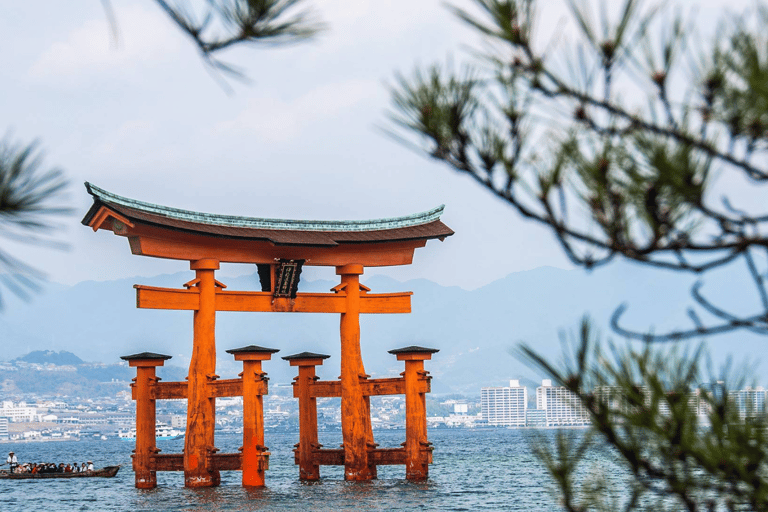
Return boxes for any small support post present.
[121,352,172,489]
[185,258,221,488]
[284,352,330,481]
[336,264,376,481]
[389,346,439,481]
[226,345,279,487]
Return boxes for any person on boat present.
[87,461,94,471]
[81,462,88,472]
[72,462,79,473]
[64,464,72,473]
[6,452,17,473]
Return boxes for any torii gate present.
[82,182,453,487]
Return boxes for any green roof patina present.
[85,182,446,233]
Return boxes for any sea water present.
[0,429,613,511]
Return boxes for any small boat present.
[0,466,120,479]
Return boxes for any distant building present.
[729,387,766,422]
[0,417,8,440]
[536,380,589,427]
[525,409,546,427]
[481,380,528,427]
[1,401,40,422]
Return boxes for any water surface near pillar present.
[0,429,624,511]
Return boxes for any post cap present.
[282,351,330,366]
[226,345,279,361]
[388,345,439,361]
[387,346,439,355]
[226,345,280,355]
[282,351,330,361]
[120,352,171,367]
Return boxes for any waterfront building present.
[729,387,766,422]
[525,409,546,427]
[481,380,528,427]
[536,380,590,427]
[0,417,8,440]
[1,401,41,422]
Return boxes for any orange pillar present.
[390,346,438,481]
[336,264,376,481]
[284,352,329,481]
[185,258,220,488]
[227,345,278,487]
[121,352,171,489]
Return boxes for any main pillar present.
[227,345,278,487]
[284,352,330,481]
[121,352,171,489]
[336,264,376,481]
[185,258,221,488]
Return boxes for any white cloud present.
[28,4,182,82]
[214,78,379,143]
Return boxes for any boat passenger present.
[72,462,79,473]
[64,464,72,473]
[87,461,94,471]
[6,452,17,473]
[81,462,88,472]
[57,463,66,473]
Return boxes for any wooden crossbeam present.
[148,452,244,472]
[131,379,267,400]
[149,453,183,472]
[134,286,412,314]
[293,377,430,398]
[209,452,243,471]
[294,447,430,466]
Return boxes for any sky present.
[0,0,757,290]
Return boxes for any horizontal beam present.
[210,452,243,471]
[295,447,429,466]
[123,224,426,267]
[148,453,245,472]
[216,291,346,313]
[150,453,183,472]
[135,285,199,310]
[293,377,429,398]
[131,379,267,400]
[135,286,411,314]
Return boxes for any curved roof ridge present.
[85,182,446,233]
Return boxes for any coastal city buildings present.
[481,380,528,426]
[0,353,766,439]
[536,380,590,427]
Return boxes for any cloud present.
[213,79,380,143]
[28,4,182,82]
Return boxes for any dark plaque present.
[274,259,304,299]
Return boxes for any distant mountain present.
[0,261,764,393]
[15,350,84,366]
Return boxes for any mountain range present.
[0,261,765,393]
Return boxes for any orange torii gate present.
[81,182,453,487]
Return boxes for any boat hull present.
[0,466,120,479]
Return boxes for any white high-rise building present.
[536,380,590,427]
[481,380,528,427]
[729,387,766,421]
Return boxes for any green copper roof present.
[85,182,446,233]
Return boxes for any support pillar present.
[389,346,439,481]
[336,264,376,481]
[121,352,171,489]
[227,345,278,487]
[283,352,330,481]
[185,258,221,488]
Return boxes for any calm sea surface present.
[0,429,614,511]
